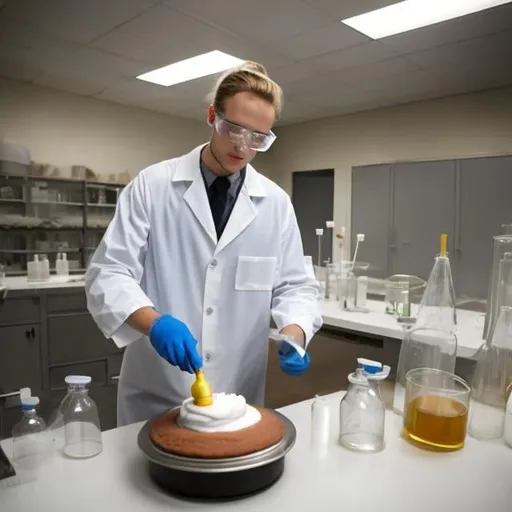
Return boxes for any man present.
[85,61,323,426]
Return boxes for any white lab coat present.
[85,144,323,427]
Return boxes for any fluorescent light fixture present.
[136,50,244,87]
[341,0,512,39]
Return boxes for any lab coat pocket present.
[235,256,278,291]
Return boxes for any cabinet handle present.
[111,375,120,382]
[24,327,35,339]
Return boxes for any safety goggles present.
[213,114,276,152]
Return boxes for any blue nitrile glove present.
[149,315,203,373]
[278,342,310,376]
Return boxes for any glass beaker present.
[324,262,339,300]
[403,368,470,451]
[62,376,103,459]
[484,235,512,341]
[385,280,410,316]
[339,261,369,311]
[393,328,457,415]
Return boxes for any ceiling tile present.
[167,0,331,44]
[49,47,152,79]
[93,4,294,70]
[304,41,397,72]
[2,0,161,44]
[272,21,370,61]
[405,30,512,69]
[335,57,420,91]
[95,77,191,103]
[0,18,81,60]
[302,0,400,20]
[34,69,119,96]
[381,3,512,55]
[268,62,320,87]
[0,41,48,82]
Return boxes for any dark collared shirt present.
[200,160,245,236]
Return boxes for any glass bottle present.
[339,358,390,453]
[48,375,83,451]
[12,396,53,470]
[394,239,457,415]
[62,376,103,459]
[469,306,512,440]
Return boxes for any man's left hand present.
[278,324,310,377]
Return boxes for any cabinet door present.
[351,165,391,278]
[0,324,42,394]
[0,324,42,439]
[392,161,456,280]
[456,156,512,300]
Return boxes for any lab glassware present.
[315,228,324,268]
[403,368,470,451]
[339,261,370,311]
[394,244,457,415]
[0,264,5,286]
[12,397,53,470]
[62,376,103,459]
[311,394,330,447]
[483,235,512,341]
[469,306,512,440]
[339,358,390,453]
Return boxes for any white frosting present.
[178,392,261,433]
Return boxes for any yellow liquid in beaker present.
[403,395,468,451]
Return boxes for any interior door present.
[391,161,457,280]
[292,170,335,265]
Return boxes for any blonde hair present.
[212,61,283,120]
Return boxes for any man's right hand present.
[149,314,203,373]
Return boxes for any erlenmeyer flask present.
[469,306,512,440]
[393,236,457,415]
[483,235,512,341]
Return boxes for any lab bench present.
[1,391,510,511]
[0,282,122,438]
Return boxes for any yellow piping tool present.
[191,370,213,406]
[440,233,448,257]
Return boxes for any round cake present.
[150,392,285,458]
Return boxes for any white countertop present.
[321,298,485,359]
[1,392,511,512]
[3,276,485,358]
[2,275,85,290]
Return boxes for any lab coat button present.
[206,307,213,315]
[210,259,218,268]
[205,353,212,361]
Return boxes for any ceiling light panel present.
[341,0,512,39]
[136,50,244,87]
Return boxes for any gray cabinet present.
[455,156,512,299]
[351,164,391,278]
[391,160,456,280]
[0,323,42,438]
[0,288,122,438]
[351,155,512,301]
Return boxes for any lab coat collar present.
[173,144,267,251]
[172,144,267,198]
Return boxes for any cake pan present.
[137,409,296,500]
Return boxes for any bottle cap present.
[357,358,382,374]
[65,375,92,385]
[21,396,39,407]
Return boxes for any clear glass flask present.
[12,396,53,470]
[469,306,512,440]
[483,235,512,341]
[62,376,103,459]
[394,246,457,416]
[339,358,390,453]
